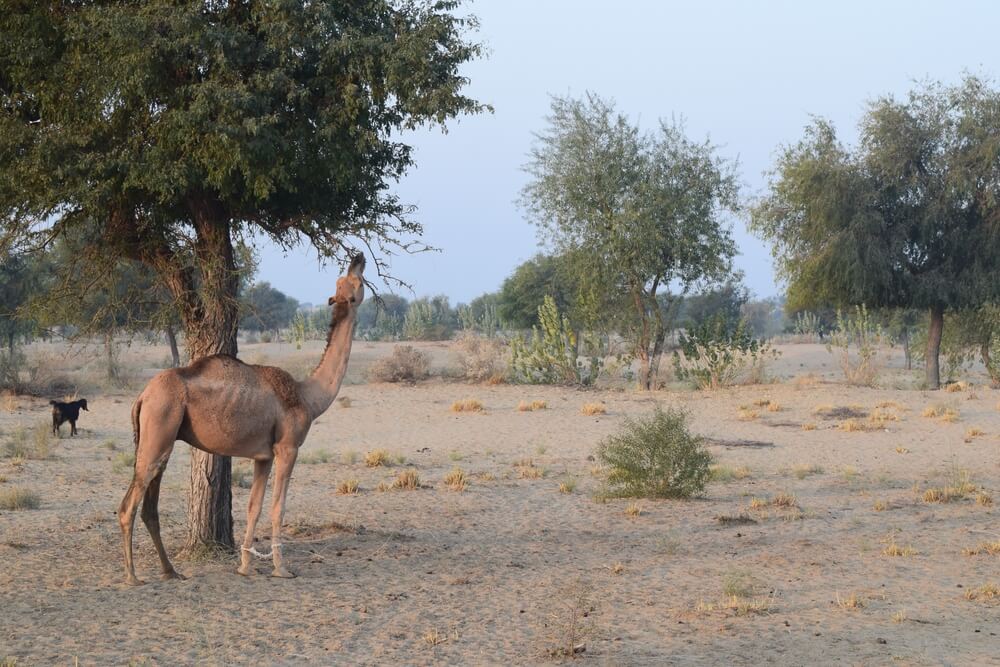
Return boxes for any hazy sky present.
[256,0,999,306]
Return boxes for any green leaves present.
[0,0,486,270]
[597,407,712,499]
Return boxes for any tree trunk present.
[165,324,181,368]
[180,203,240,553]
[925,304,945,390]
[901,327,911,371]
[105,333,117,383]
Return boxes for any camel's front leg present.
[237,458,274,576]
[269,450,298,578]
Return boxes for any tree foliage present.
[520,93,739,389]
[0,0,486,550]
[751,77,1000,388]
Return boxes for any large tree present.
[0,1,485,550]
[520,93,739,389]
[751,77,1000,389]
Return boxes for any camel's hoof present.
[125,576,146,587]
[236,564,254,577]
[271,567,296,579]
[161,569,186,581]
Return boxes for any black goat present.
[50,398,88,436]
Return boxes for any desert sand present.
[1,340,998,665]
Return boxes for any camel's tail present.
[131,396,142,453]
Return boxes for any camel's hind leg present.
[140,450,183,581]
[237,458,274,576]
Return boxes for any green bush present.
[597,407,712,499]
[673,315,776,389]
[510,296,587,385]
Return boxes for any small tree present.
[598,407,712,499]
[521,93,739,390]
[752,77,1000,389]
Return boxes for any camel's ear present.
[348,253,365,277]
[328,295,336,306]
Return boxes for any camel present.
[117,255,366,585]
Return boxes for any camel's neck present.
[300,301,357,420]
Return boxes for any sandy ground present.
[1,340,998,665]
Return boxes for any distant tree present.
[240,283,299,334]
[521,93,739,389]
[0,0,485,550]
[356,293,409,340]
[403,295,456,341]
[740,297,786,340]
[752,77,1000,389]
[497,254,578,329]
[0,250,47,387]
[676,280,749,331]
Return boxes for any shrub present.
[597,407,712,498]
[826,305,890,387]
[0,487,41,510]
[364,449,389,467]
[509,296,585,385]
[450,398,484,413]
[673,315,777,389]
[366,345,430,383]
[453,332,509,383]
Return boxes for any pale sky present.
[256,0,999,307]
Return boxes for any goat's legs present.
[70,418,77,436]
[140,453,182,580]
[269,450,298,578]
[237,458,274,576]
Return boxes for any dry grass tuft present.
[922,403,961,422]
[442,467,468,492]
[715,513,757,525]
[298,449,331,465]
[336,479,360,495]
[766,401,783,412]
[581,402,606,416]
[364,449,389,467]
[0,487,40,510]
[558,477,577,494]
[965,427,986,440]
[111,451,136,474]
[451,398,484,413]
[376,481,391,493]
[964,583,999,602]
[892,610,907,623]
[835,592,865,609]
[801,422,817,431]
[962,541,1000,556]
[337,396,352,408]
[873,500,889,511]
[393,468,421,490]
[895,446,910,454]
[518,400,548,412]
[515,459,545,479]
[624,502,642,517]
[838,418,877,432]
[737,408,760,421]
[709,464,752,482]
[771,492,797,508]
[945,381,969,393]
[977,492,994,506]
[922,469,977,503]
[790,463,824,479]
[882,535,917,557]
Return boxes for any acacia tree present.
[0,1,485,550]
[751,77,1000,389]
[520,94,739,390]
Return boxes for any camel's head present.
[329,254,366,307]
